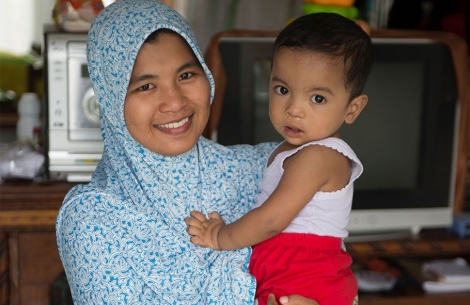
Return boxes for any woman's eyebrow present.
[177,59,201,73]
[129,59,201,86]
[129,74,157,86]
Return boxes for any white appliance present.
[44,25,103,182]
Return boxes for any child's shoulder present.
[299,138,357,160]
[283,138,354,169]
[294,143,343,162]
[277,138,350,157]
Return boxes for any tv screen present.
[215,35,461,240]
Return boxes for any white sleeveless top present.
[252,137,363,238]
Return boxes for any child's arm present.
[186,145,349,250]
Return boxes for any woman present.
[56,0,318,304]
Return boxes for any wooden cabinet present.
[0,182,74,305]
[6,232,64,305]
[1,182,470,304]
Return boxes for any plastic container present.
[16,92,41,143]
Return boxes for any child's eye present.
[138,84,155,91]
[180,72,193,80]
[275,86,288,95]
[311,95,325,104]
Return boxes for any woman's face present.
[124,31,211,156]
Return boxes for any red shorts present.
[249,233,357,305]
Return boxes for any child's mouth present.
[284,125,303,137]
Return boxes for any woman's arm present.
[57,195,149,304]
[186,145,338,250]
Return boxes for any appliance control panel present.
[46,32,88,131]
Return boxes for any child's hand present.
[185,210,225,250]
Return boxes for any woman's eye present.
[180,72,193,80]
[311,95,325,104]
[138,84,154,91]
[275,86,288,95]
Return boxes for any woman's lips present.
[155,115,192,135]
[157,116,189,129]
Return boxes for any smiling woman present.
[124,30,211,156]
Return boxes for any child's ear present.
[345,94,368,124]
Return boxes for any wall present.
[0,0,56,55]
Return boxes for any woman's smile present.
[156,116,192,129]
[154,115,192,136]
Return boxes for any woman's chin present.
[148,131,201,156]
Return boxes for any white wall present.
[0,0,56,55]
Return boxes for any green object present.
[225,0,240,30]
[303,3,358,19]
[0,51,37,65]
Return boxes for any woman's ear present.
[345,94,368,124]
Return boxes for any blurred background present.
[0,0,468,165]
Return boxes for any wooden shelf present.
[346,229,470,259]
[0,113,18,128]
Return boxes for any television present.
[205,29,469,241]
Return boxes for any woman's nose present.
[159,85,186,112]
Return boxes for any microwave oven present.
[44,25,103,182]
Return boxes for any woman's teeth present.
[158,117,189,129]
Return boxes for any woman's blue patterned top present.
[55,1,274,304]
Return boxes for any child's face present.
[269,48,365,146]
[124,32,211,156]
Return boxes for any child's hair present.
[274,13,375,101]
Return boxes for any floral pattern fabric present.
[56,1,275,304]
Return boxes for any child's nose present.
[286,98,304,119]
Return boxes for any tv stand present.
[346,230,416,243]
[345,228,470,305]
[346,225,425,242]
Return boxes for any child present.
[186,12,374,305]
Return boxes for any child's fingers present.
[208,211,221,219]
[190,236,208,247]
[190,210,208,222]
[186,224,200,236]
[185,217,201,227]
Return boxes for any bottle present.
[16,92,42,144]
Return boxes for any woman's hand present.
[185,210,225,250]
[267,294,320,305]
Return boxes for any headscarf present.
[56,0,274,303]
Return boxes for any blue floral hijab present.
[56,0,273,304]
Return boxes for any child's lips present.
[284,125,303,137]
